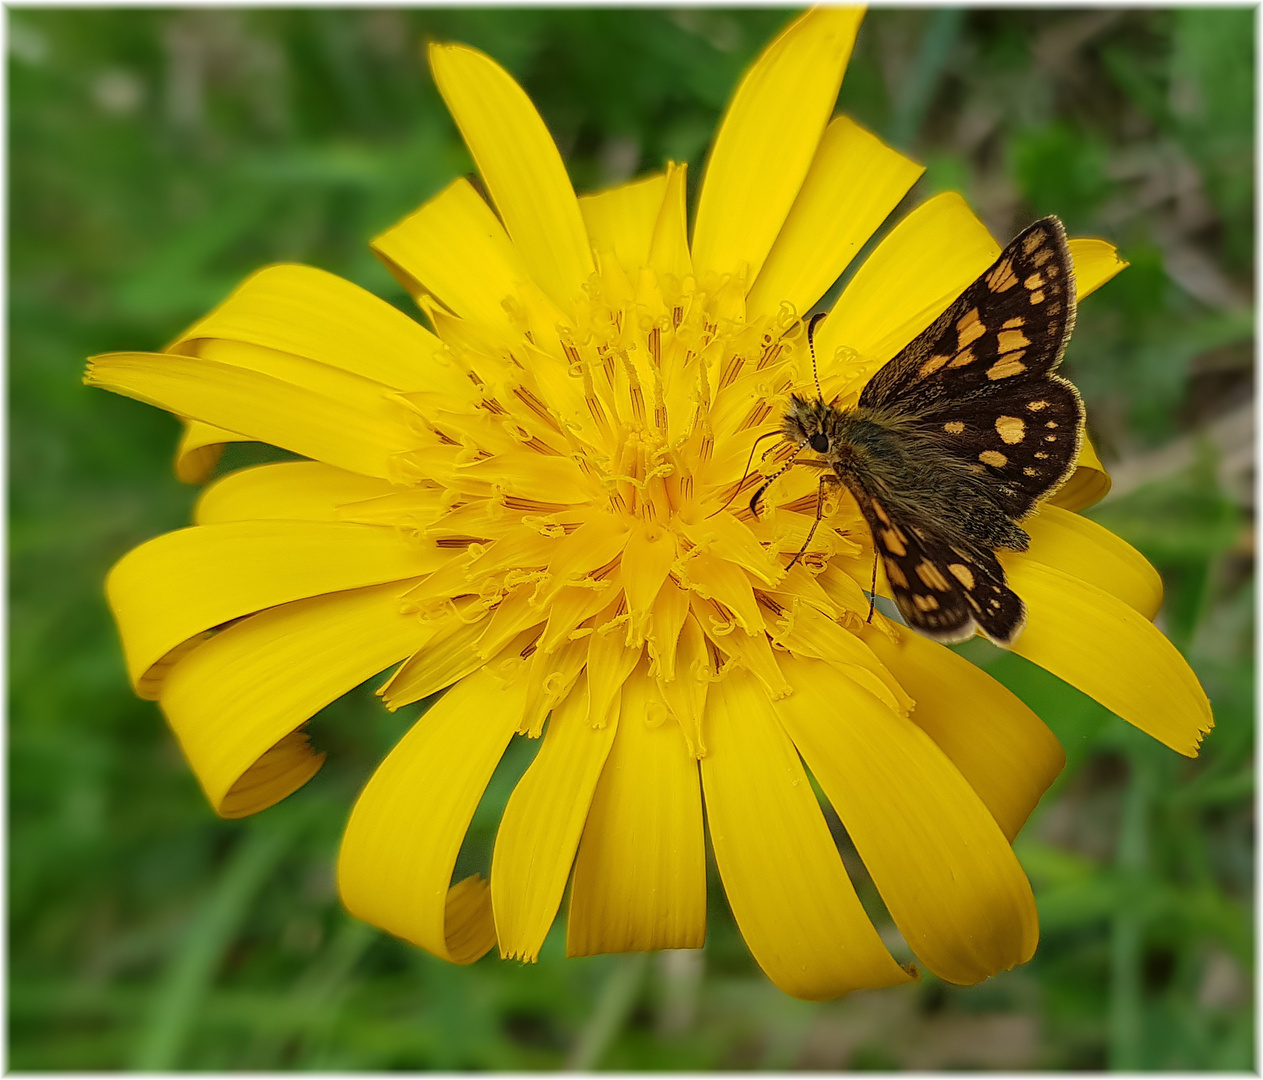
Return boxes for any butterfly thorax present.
[812,401,1030,557]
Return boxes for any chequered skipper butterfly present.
[758,216,1082,646]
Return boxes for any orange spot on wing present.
[916,561,951,591]
[997,328,1031,352]
[987,355,1027,380]
[985,259,1019,292]
[919,355,949,377]
[956,308,987,347]
[995,416,1025,444]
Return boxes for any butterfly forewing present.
[860,218,1078,416]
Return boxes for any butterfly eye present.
[809,433,830,453]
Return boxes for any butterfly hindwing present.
[855,492,1027,646]
[917,375,1083,518]
[859,217,1077,413]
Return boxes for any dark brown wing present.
[853,491,1027,647]
[860,217,1077,411]
[914,376,1083,519]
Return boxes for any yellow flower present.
[86,8,1212,1000]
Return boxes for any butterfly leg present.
[866,547,878,623]
[786,473,841,569]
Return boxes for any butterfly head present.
[783,393,840,455]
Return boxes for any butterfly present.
[756,216,1082,647]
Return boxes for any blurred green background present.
[9,6,1254,1070]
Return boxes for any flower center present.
[366,264,881,739]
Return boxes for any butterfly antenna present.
[708,430,784,518]
[806,311,827,402]
[749,443,807,519]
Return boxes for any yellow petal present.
[379,610,491,710]
[538,581,618,654]
[492,677,619,961]
[815,191,999,395]
[646,582,690,682]
[567,669,706,955]
[536,513,630,606]
[585,606,643,730]
[692,7,865,285]
[161,580,430,817]
[1069,237,1128,300]
[679,510,782,585]
[764,599,912,717]
[176,420,246,484]
[372,177,537,332]
[655,613,711,757]
[86,349,426,481]
[338,669,527,963]
[678,553,764,636]
[171,263,459,394]
[702,669,913,999]
[195,462,400,524]
[579,172,669,275]
[621,522,678,630]
[775,656,1040,985]
[429,43,594,311]
[647,162,692,280]
[748,115,924,322]
[859,625,1064,842]
[1022,504,1163,619]
[1049,431,1112,511]
[457,449,594,505]
[1000,557,1213,756]
[107,521,450,694]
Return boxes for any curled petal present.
[161,580,430,817]
[107,521,449,694]
[1049,431,1112,511]
[775,656,1040,985]
[702,668,913,999]
[1000,557,1213,756]
[338,670,528,963]
[175,420,246,485]
[860,625,1064,842]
